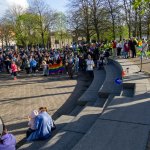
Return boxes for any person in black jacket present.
[4,56,11,73]
[129,38,137,58]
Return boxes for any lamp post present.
[140,50,143,72]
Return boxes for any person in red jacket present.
[11,61,18,80]
[124,40,130,59]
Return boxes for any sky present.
[0,0,68,17]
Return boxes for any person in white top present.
[86,55,94,77]
[74,55,79,73]
[116,41,122,57]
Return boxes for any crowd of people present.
[0,43,109,79]
[112,38,149,59]
[0,37,149,79]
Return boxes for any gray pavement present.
[130,57,150,74]
[0,72,91,147]
[72,119,149,150]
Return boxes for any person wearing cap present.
[0,119,16,150]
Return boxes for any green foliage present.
[133,0,150,9]
[15,13,41,46]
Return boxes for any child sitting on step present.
[26,110,39,138]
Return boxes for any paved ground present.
[0,75,77,122]
[0,72,91,147]
[130,57,150,74]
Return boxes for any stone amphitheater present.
[0,58,150,150]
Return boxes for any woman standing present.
[74,55,79,73]
[86,55,94,77]
[124,40,130,59]
[67,55,74,79]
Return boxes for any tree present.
[15,13,41,47]
[133,0,150,8]
[54,12,70,47]
[29,0,56,48]
[68,0,93,43]
[0,18,14,48]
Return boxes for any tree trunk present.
[95,26,100,42]
[147,22,150,40]
[112,19,115,40]
[128,13,131,38]
[93,0,100,42]
[133,10,138,37]
[128,24,131,38]
[139,15,142,39]
[86,28,90,43]
[138,6,142,39]
[41,32,45,48]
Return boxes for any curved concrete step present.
[19,106,103,150]
[98,59,122,99]
[72,59,150,150]
[78,69,106,105]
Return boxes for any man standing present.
[129,37,137,58]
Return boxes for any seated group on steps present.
[0,107,55,149]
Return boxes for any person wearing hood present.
[0,118,16,150]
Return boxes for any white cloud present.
[6,0,29,9]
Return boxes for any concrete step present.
[93,97,106,107]
[72,119,149,150]
[21,106,103,150]
[78,69,106,105]
[69,105,84,116]
[98,62,122,97]
[63,106,103,134]
[100,91,150,125]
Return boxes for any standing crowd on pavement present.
[0,37,149,79]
